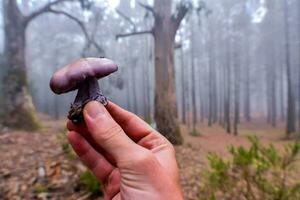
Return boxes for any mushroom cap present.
[50,58,118,94]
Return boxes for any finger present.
[106,102,158,142]
[68,131,114,182]
[103,169,121,200]
[67,120,116,165]
[83,101,143,163]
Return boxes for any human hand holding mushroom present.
[50,58,183,200]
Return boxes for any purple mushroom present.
[50,58,118,123]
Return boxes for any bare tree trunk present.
[224,26,231,134]
[283,0,296,136]
[266,46,277,127]
[233,50,240,136]
[279,61,285,121]
[180,40,186,124]
[244,37,251,122]
[144,36,151,121]
[208,48,213,127]
[153,0,188,144]
[271,55,277,127]
[2,0,39,130]
[298,0,300,132]
[190,16,197,132]
[208,29,214,127]
[131,59,138,115]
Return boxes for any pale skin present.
[67,101,183,200]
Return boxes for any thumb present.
[83,101,141,163]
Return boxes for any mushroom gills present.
[68,77,107,123]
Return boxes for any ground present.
[0,115,294,200]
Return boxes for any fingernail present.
[85,101,105,119]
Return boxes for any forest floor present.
[0,115,296,200]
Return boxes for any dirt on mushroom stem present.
[68,77,108,124]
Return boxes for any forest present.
[1,0,300,200]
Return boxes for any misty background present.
[1,0,299,134]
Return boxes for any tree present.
[224,19,231,134]
[1,0,100,130]
[243,32,251,122]
[117,0,192,144]
[190,12,197,132]
[283,0,296,136]
[233,48,240,136]
[180,32,187,124]
[298,0,300,132]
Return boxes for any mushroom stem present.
[68,77,107,123]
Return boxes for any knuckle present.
[132,150,156,166]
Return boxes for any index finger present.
[106,102,157,142]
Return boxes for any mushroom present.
[50,58,118,123]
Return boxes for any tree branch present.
[116,30,153,40]
[138,2,156,17]
[116,9,136,31]
[24,0,75,27]
[172,1,192,31]
[48,9,104,55]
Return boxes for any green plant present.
[34,183,48,194]
[190,130,201,137]
[79,170,103,197]
[57,129,76,160]
[199,136,300,200]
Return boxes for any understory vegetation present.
[200,137,300,200]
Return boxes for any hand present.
[67,101,183,200]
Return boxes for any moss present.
[172,125,184,145]
[2,78,41,131]
[14,108,41,131]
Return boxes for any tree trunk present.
[144,35,151,121]
[283,0,296,136]
[208,26,215,127]
[2,0,39,130]
[298,0,300,132]
[180,39,186,124]
[270,54,277,127]
[233,50,240,136]
[224,24,231,134]
[131,59,138,115]
[244,36,251,122]
[279,61,285,121]
[208,45,213,127]
[190,16,197,132]
[153,0,183,144]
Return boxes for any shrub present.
[200,136,300,200]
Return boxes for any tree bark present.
[233,50,240,136]
[2,0,39,130]
[180,40,186,124]
[224,23,231,134]
[153,0,188,144]
[283,0,296,136]
[298,0,300,132]
[244,36,251,122]
[190,15,197,132]
[116,0,190,144]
